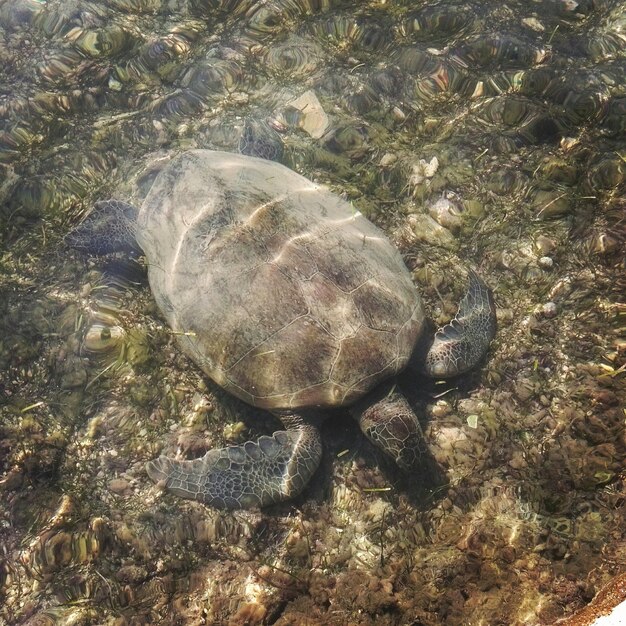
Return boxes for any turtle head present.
[66,199,141,256]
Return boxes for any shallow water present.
[0,0,625,624]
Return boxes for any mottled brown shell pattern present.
[138,150,425,410]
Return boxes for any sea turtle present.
[68,149,496,510]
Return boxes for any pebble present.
[109,478,131,495]
[391,106,406,121]
[379,152,397,168]
[407,213,458,250]
[560,136,579,151]
[509,451,528,469]
[431,399,452,418]
[533,189,570,218]
[538,256,553,270]
[410,156,439,186]
[535,235,556,255]
[542,302,558,318]
[590,232,619,255]
[427,192,463,233]
[522,17,545,32]
[285,90,329,139]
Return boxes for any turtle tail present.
[66,199,141,256]
[423,270,496,378]
[146,416,322,509]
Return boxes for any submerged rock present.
[427,191,464,233]
[407,212,458,249]
[283,90,330,139]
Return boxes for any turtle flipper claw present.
[146,423,322,509]
[424,271,496,378]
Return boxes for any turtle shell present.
[137,150,425,410]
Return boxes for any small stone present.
[109,478,131,495]
[540,158,578,184]
[409,157,439,186]
[522,17,545,32]
[560,0,580,12]
[464,199,484,218]
[0,468,24,491]
[515,379,534,401]
[431,399,452,418]
[108,76,123,91]
[560,136,579,152]
[60,358,88,389]
[232,602,266,624]
[231,92,249,105]
[379,152,397,168]
[407,213,458,250]
[391,106,406,121]
[589,232,619,256]
[542,302,557,318]
[525,266,543,281]
[116,564,148,584]
[509,451,528,469]
[284,90,329,139]
[80,283,92,298]
[538,256,553,270]
[535,235,556,255]
[427,192,464,233]
[533,189,570,218]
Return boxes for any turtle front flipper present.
[424,270,496,378]
[351,383,427,469]
[66,199,141,256]
[146,415,322,509]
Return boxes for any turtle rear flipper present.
[424,271,496,378]
[66,199,141,256]
[146,415,322,509]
